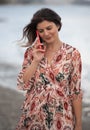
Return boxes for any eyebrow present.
[37,25,52,30]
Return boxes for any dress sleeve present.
[69,49,83,100]
[17,47,35,91]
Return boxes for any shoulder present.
[24,47,33,59]
[63,43,81,56]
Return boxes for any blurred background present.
[0,0,90,130]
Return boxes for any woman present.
[16,8,83,130]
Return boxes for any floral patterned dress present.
[16,43,82,130]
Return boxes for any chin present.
[45,39,54,44]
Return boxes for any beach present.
[0,4,90,130]
[0,86,90,130]
[0,86,24,130]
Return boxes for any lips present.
[45,37,51,40]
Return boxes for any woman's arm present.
[17,39,45,90]
[23,59,39,83]
[72,98,82,130]
[23,44,45,83]
[70,49,83,130]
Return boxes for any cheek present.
[40,34,44,41]
[52,27,58,34]
[38,32,43,38]
[52,29,58,37]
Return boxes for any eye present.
[38,29,44,33]
[46,26,52,30]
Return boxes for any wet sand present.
[0,86,90,130]
[0,86,24,130]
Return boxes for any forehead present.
[37,20,55,29]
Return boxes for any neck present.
[46,39,63,51]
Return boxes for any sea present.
[0,4,90,103]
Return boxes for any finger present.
[37,44,44,49]
[37,48,46,53]
[30,37,38,48]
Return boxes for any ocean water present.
[0,4,90,102]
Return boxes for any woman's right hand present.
[32,37,46,62]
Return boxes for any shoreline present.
[0,86,90,130]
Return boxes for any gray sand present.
[0,87,24,130]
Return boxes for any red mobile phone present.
[36,31,44,49]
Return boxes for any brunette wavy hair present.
[21,8,62,46]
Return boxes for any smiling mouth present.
[45,37,51,40]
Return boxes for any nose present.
[44,30,49,36]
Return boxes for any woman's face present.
[37,20,59,44]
